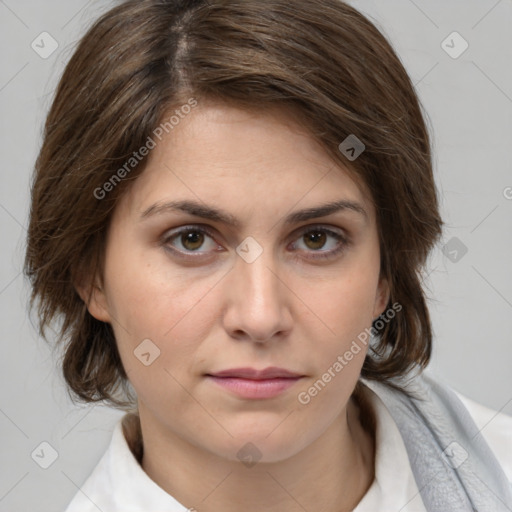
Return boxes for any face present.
[86,102,389,463]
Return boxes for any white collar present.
[64,420,188,511]
[354,384,426,512]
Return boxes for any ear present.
[372,275,390,319]
[75,277,111,323]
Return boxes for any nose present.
[221,249,293,343]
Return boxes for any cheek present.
[291,251,381,388]
[302,261,380,339]
[293,275,377,417]
[104,231,203,324]
[101,241,218,370]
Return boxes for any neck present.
[131,392,375,512]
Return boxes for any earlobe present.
[75,281,111,323]
[373,277,390,318]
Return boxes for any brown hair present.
[24,0,442,407]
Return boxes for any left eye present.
[290,227,346,257]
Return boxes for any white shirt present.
[64,386,512,512]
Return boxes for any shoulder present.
[362,372,512,486]
[455,390,512,483]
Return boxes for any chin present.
[211,426,308,466]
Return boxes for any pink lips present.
[206,367,304,399]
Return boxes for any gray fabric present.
[363,372,512,512]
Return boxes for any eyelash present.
[161,224,349,261]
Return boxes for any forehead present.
[116,102,375,223]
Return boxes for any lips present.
[205,367,304,399]
[206,366,303,380]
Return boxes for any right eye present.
[161,225,224,259]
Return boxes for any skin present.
[84,101,389,512]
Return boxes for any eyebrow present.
[140,199,368,227]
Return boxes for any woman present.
[24,0,512,510]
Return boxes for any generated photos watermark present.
[297,301,402,405]
[93,98,198,200]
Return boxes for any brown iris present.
[182,231,204,251]
[304,231,326,250]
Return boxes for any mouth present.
[205,367,305,399]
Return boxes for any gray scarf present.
[363,373,512,511]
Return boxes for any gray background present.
[1,0,511,510]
